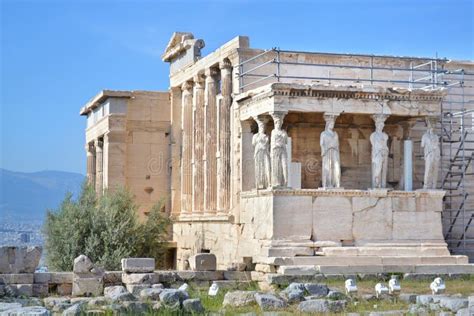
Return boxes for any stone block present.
[255,293,287,310]
[352,197,392,241]
[189,253,217,271]
[223,271,252,280]
[254,264,276,273]
[122,272,157,284]
[103,271,122,285]
[10,284,33,296]
[50,272,73,284]
[34,272,51,284]
[121,258,155,273]
[212,280,253,290]
[57,283,73,295]
[392,211,443,240]
[313,196,352,241]
[32,283,49,297]
[155,270,177,283]
[175,270,223,281]
[0,246,42,273]
[274,195,312,239]
[73,255,94,273]
[0,273,34,284]
[277,265,318,276]
[72,277,103,297]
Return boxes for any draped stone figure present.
[421,118,440,189]
[252,117,271,189]
[370,115,389,189]
[270,112,288,188]
[320,114,341,188]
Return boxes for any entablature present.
[237,83,446,120]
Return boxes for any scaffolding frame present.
[237,49,474,259]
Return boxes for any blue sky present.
[1,0,473,174]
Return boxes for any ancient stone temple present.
[82,32,474,274]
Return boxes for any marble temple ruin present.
[81,32,474,275]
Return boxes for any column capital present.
[182,80,194,92]
[193,72,205,87]
[85,142,95,154]
[219,58,232,70]
[270,111,288,120]
[94,139,103,149]
[371,113,389,124]
[204,67,219,79]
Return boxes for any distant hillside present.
[0,169,85,220]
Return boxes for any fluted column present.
[181,81,194,214]
[192,73,205,213]
[217,59,232,213]
[86,143,96,188]
[204,68,218,214]
[95,139,104,195]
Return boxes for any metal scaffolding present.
[238,49,474,259]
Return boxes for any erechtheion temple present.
[81,32,474,275]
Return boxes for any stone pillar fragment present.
[217,59,232,213]
[181,81,194,214]
[204,68,218,213]
[95,139,104,195]
[192,73,205,213]
[86,143,96,189]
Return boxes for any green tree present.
[43,183,171,271]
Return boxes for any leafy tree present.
[43,183,171,271]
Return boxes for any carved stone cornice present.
[240,188,446,198]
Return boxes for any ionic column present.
[95,139,104,195]
[204,68,218,214]
[217,59,232,213]
[181,81,194,214]
[86,143,96,188]
[192,73,205,213]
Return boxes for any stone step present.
[276,264,474,275]
[319,246,451,257]
[266,255,468,266]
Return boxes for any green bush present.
[43,183,171,271]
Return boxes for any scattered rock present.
[73,255,93,274]
[152,283,164,289]
[152,301,162,311]
[183,298,205,313]
[298,299,346,313]
[159,289,189,307]
[254,293,287,310]
[87,297,108,308]
[62,302,86,316]
[0,303,23,312]
[281,283,305,303]
[139,288,163,300]
[125,283,151,296]
[399,293,417,304]
[416,294,435,305]
[298,299,330,313]
[438,297,469,312]
[222,290,257,307]
[304,283,329,297]
[2,306,50,316]
[368,311,406,316]
[103,285,128,301]
[43,297,71,309]
[326,290,346,300]
[456,307,470,316]
[122,301,149,314]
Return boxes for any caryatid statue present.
[320,114,341,188]
[252,116,271,189]
[270,112,288,188]
[370,114,389,189]
[421,117,440,189]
